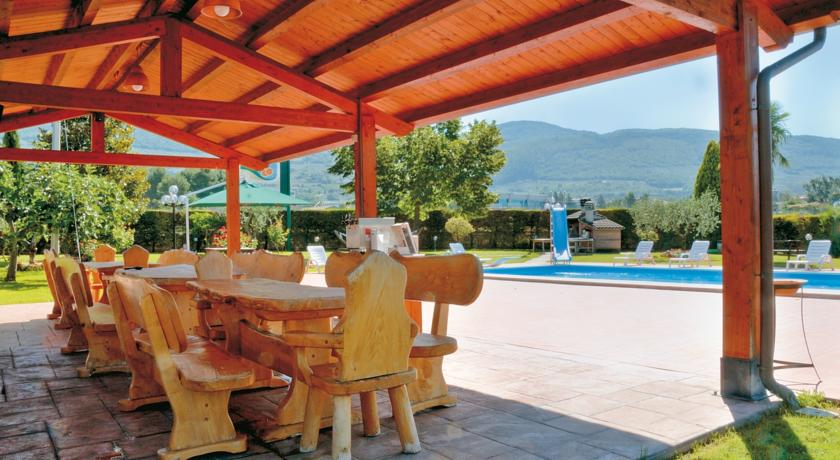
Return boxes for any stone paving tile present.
[114,410,172,437]
[547,394,626,417]
[0,431,52,456]
[0,407,61,428]
[55,393,109,417]
[0,396,55,417]
[577,428,671,459]
[46,376,103,392]
[600,389,656,404]
[640,417,708,441]
[629,396,705,417]
[3,381,50,400]
[0,421,47,438]
[454,412,579,458]
[2,365,56,383]
[6,446,57,459]
[57,441,121,460]
[542,414,611,436]
[631,381,709,399]
[424,399,495,422]
[47,410,123,449]
[118,432,169,459]
[411,416,525,459]
[11,353,51,368]
[591,406,667,432]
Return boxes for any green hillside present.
[16,120,840,202]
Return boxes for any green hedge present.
[132,208,839,254]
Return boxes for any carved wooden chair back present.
[334,252,413,382]
[55,256,93,309]
[157,249,199,266]
[231,251,258,273]
[43,249,60,304]
[94,244,117,262]
[110,274,188,353]
[195,252,233,280]
[324,251,368,288]
[123,245,150,268]
[248,251,305,282]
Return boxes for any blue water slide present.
[551,206,572,263]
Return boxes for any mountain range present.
[18,120,840,203]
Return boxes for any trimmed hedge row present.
[132,208,839,254]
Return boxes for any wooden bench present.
[108,274,258,459]
[89,244,117,301]
[54,256,128,377]
[43,249,63,321]
[324,250,483,412]
[232,249,306,282]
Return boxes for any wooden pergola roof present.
[0,0,837,170]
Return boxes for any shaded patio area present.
[3,274,821,459]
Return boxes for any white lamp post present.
[160,185,190,251]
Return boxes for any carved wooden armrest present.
[282,331,344,349]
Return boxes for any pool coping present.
[484,273,840,300]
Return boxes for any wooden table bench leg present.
[407,356,456,413]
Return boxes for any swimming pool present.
[484,264,840,291]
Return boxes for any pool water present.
[484,264,840,291]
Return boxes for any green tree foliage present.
[630,191,721,248]
[328,119,505,224]
[444,216,475,243]
[694,140,721,199]
[0,131,27,281]
[770,101,791,168]
[804,176,840,203]
[146,168,225,204]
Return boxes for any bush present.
[266,219,289,251]
[445,216,475,243]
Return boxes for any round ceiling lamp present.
[123,67,149,93]
[201,0,243,20]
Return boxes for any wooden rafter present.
[0,81,357,131]
[358,0,638,101]
[0,147,226,169]
[776,0,840,32]
[112,113,266,168]
[110,113,267,170]
[44,0,104,86]
[296,0,481,77]
[400,31,717,125]
[0,16,165,61]
[755,0,793,50]
[225,126,281,149]
[0,109,87,133]
[621,0,737,33]
[178,19,413,135]
[0,0,12,37]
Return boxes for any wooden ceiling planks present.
[0,0,836,163]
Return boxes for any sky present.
[463,28,840,138]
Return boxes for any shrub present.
[266,219,289,251]
[445,216,475,243]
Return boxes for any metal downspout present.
[757,28,827,409]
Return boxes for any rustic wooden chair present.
[89,243,117,301]
[123,244,150,268]
[233,250,305,282]
[108,275,259,459]
[289,251,420,460]
[49,255,86,351]
[158,248,199,266]
[43,249,64,322]
[55,256,127,377]
[230,250,258,274]
[194,252,233,339]
[325,251,483,412]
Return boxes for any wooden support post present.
[717,0,765,400]
[90,113,105,152]
[354,103,377,218]
[160,21,182,97]
[226,159,241,256]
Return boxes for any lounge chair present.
[614,241,655,266]
[668,240,711,268]
[448,243,491,263]
[786,240,834,271]
[307,245,328,273]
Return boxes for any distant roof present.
[568,210,625,230]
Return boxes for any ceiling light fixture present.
[123,67,149,93]
[201,0,243,20]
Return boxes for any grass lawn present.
[677,394,840,459]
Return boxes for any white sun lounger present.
[306,245,328,273]
[668,240,711,268]
[786,240,834,271]
[613,241,655,266]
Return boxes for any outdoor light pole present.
[160,185,190,250]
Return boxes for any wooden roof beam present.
[44,0,105,86]
[186,82,279,133]
[401,31,718,125]
[0,109,87,133]
[297,0,480,77]
[109,113,267,170]
[359,0,639,102]
[776,0,839,33]
[0,81,357,132]
[621,0,737,33]
[754,0,793,50]
[0,147,226,169]
[0,0,13,37]
[0,16,166,60]
[177,18,413,136]
[225,126,282,149]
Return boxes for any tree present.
[804,176,840,203]
[630,191,720,248]
[770,102,791,168]
[329,119,505,225]
[444,216,474,243]
[0,131,29,281]
[156,173,191,198]
[694,140,720,199]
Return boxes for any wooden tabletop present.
[83,261,124,270]
[118,264,245,285]
[187,279,345,320]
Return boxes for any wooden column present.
[717,0,765,399]
[90,113,105,152]
[160,21,182,97]
[354,103,377,217]
[226,159,241,256]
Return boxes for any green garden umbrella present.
[191,180,310,208]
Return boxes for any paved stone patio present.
[0,282,792,460]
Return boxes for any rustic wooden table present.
[188,278,345,442]
[83,261,124,303]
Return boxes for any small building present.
[567,200,624,251]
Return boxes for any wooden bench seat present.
[410,333,457,358]
[309,363,417,395]
[88,303,117,332]
[173,343,258,392]
[135,333,207,355]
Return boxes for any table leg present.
[215,303,284,390]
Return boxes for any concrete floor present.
[1,274,834,459]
